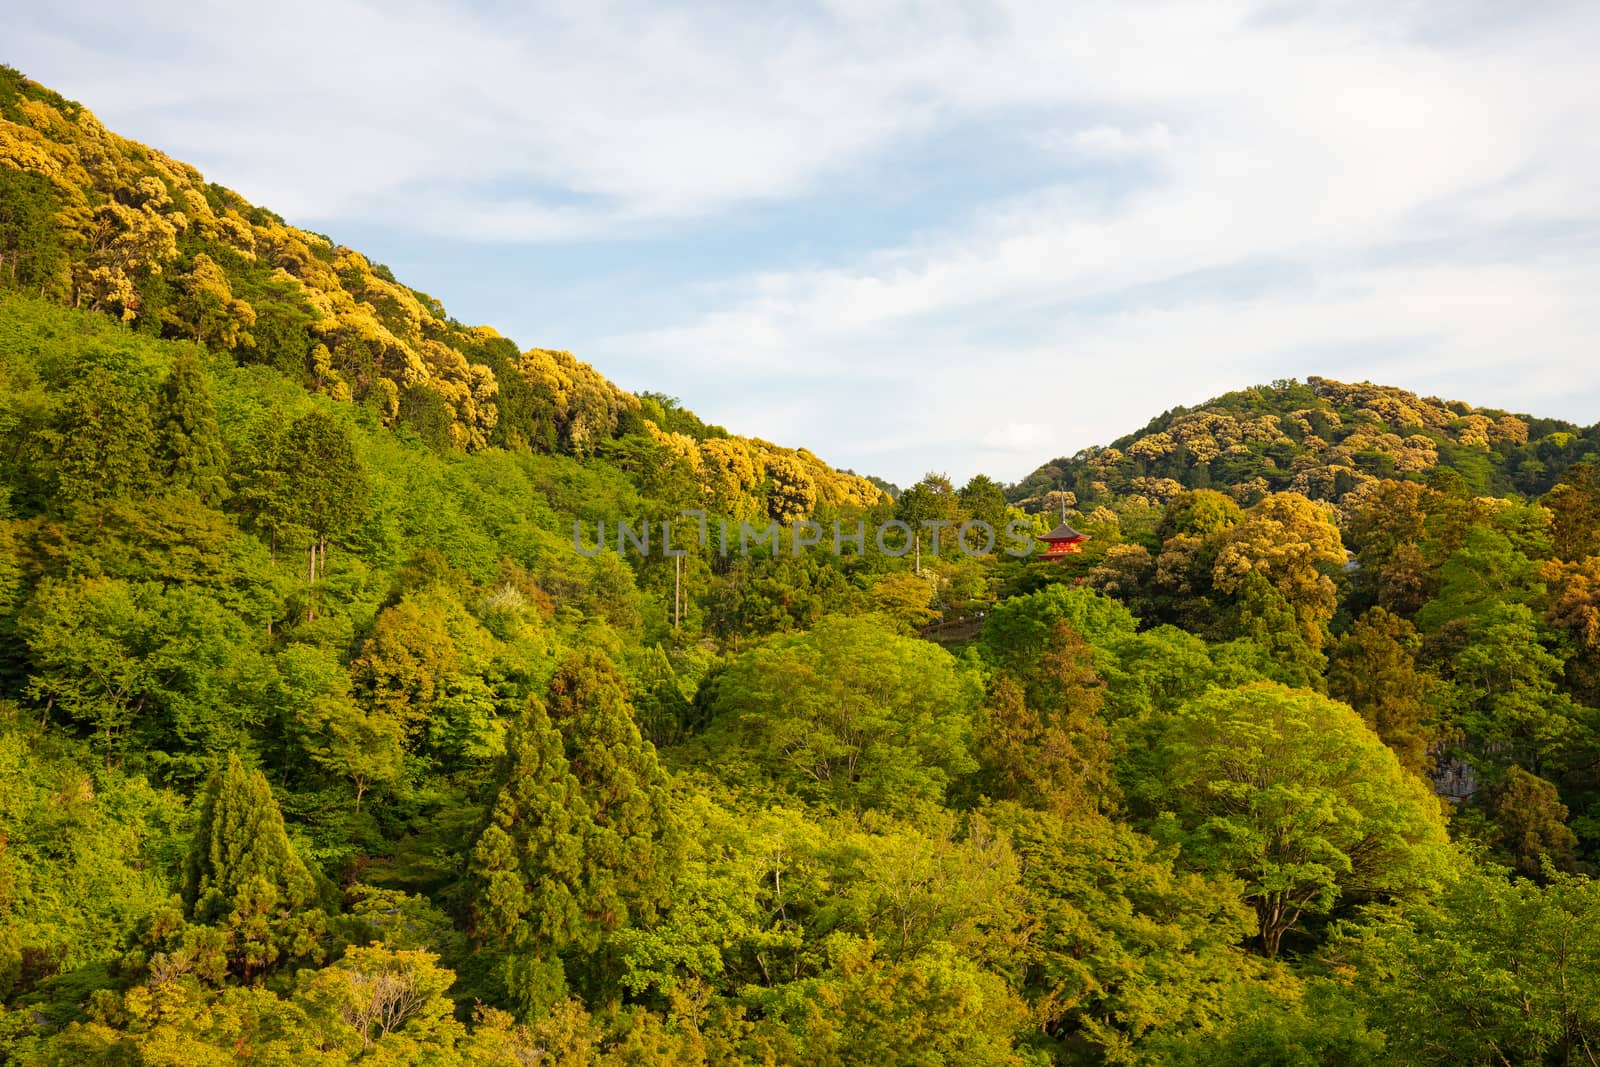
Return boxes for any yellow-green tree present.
[1213,492,1345,650]
[1128,683,1454,957]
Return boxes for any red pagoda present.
[1036,522,1088,560]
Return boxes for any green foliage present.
[20,577,265,774]
[43,367,159,505]
[280,408,370,546]
[156,349,229,504]
[991,803,1258,1063]
[179,754,325,978]
[1125,683,1455,957]
[1545,463,1600,561]
[1327,607,1438,775]
[472,651,681,1014]
[0,167,67,296]
[973,621,1118,818]
[706,615,980,810]
[1484,765,1578,877]
[978,584,1138,677]
[1152,980,1387,1066]
[4,65,1600,1062]
[0,717,186,1004]
[1338,867,1600,1065]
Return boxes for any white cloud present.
[1044,123,1176,159]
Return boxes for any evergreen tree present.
[627,644,692,747]
[1327,607,1439,776]
[1545,463,1600,562]
[183,753,324,977]
[545,650,682,939]
[48,368,157,505]
[156,350,228,503]
[1487,765,1578,878]
[472,652,681,1014]
[957,473,1010,533]
[1230,571,1326,689]
[471,697,593,1013]
[976,622,1116,817]
[0,167,67,295]
[896,473,959,574]
[275,408,371,614]
[282,408,370,552]
[231,414,304,560]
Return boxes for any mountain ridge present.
[0,64,885,520]
[1010,374,1598,516]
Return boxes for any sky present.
[9,0,1600,487]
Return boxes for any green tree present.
[991,804,1258,1062]
[867,571,938,633]
[472,696,593,1014]
[974,622,1116,818]
[545,649,682,937]
[708,615,979,810]
[1327,607,1439,776]
[230,414,305,561]
[779,941,1029,1067]
[352,595,460,734]
[282,643,404,812]
[957,474,1009,533]
[1441,601,1577,778]
[0,167,67,295]
[20,577,260,772]
[1153,980,1385,1067]
[473,651,680,1013]
[978,584,1138,679]
[1228,571,1326,688]
[44,367,157,505]
[1127,683,1454,957]
[155,350,228,504]
[281,408,370,611]
[1340,867,1600,1066]
[1486,765,1578,878]
[182,754,324,978]
[896,472,959,575]
[626,644,692,748]
[1545,463,1600,562]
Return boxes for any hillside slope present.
[0,64,883,519]
[1012,376,1599,514]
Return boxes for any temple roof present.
[1041,523,1087,542]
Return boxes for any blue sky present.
[9,0,1600,486]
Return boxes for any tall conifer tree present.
[157,350,228,503]
[184,753,323,976]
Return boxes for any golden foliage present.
[0,72,884,502]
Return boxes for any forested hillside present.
[4,65,1600,1066]
[0,65,884,519]
[1012,376,1599,515]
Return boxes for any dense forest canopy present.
[1011,377,1597,516]
[4,64,1600,1065]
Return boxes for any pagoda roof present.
[1041,523,1088,542]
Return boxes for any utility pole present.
[673,554,682,629]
